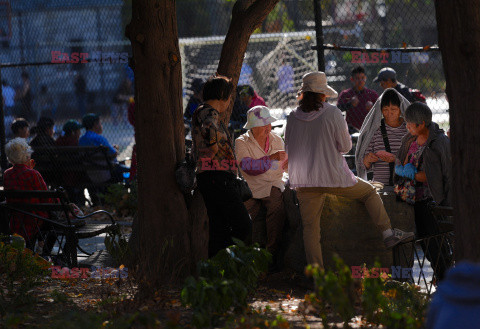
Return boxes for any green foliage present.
[0,235,50,316]
[101,182,137,218]
[45,310,106,329]
[104,226,129,266]
[181,240,271,328]
[50,289,70,304]
[362,278,429,329]
[305,255,357,328]
[223,309,290,329]
[304,257,429,329]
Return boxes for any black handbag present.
[231,169,253,202]
[175,150,197,194]
[220,122,253,202]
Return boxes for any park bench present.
[31,145,118,204]
[0,189,118,267]
[32,145,116,188]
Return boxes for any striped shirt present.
[365,122,407,185]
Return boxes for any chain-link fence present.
[0,1,134,166]
[181,0,448,133]
[0,0,450,274]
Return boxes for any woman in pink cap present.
[235,106,287,270]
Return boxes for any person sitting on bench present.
[3,138,55,252]
[79,113,129,184]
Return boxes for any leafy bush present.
[181,240,271,328]
[305,255,357,328]
[101,181,137,217]
[104,226,129,266]
[0,234,51,316]
[304,256,429,329]
[363,278,428,329]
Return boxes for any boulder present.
[252,186,415,273]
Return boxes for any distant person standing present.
[112,78,133,125]
[2,80,16,138]
[37,85,55,119]
[373,67,426,104]
[2,80,15,114]
[337,66,379,132]
[15,72,35,123]
[74,73,87,117]
[277,60,295,95]
[239,62,253,85]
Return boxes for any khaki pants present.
[296,178,391,268]
[244,187,285,256]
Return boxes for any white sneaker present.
[383,228,414,249]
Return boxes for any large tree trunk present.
[126,0,207,296]
[435,1,480,262]
[217,0,280,123]
[125,0,280,296]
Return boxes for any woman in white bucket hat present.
[285,71,414,269]
[235,105,287,270]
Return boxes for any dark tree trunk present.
[125,0,280,297]
[435,0,480,262]
[126,0,207,296]
[217,0,280,123]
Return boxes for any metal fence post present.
[313,0,325,72]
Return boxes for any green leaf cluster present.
[0,235,50,316]
[104,226,129,266]
[181,240,271,328]
[101,181,137,218]
[305,255,357,328]
[362,278,428,329]
[305,256,429,329]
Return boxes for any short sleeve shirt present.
[192,104,236,174]
[79,130,116,156]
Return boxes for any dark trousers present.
[197,171,252,258]
[414,200,453,281]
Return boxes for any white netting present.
[180,31,320,117]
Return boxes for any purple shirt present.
[337,87,379,130]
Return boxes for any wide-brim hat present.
[243,106,278,130]
[298,71,338,98]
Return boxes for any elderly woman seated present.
[3,138,52,251]
[235,106,287,269]
[355,88,410,186]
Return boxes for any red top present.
[249,92,267,108]
[3,164,51,241]
[337,87,379,130]
[55,135,79,146]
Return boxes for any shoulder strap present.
[380,119,394,186]
[219,121,243,179]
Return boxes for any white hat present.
[298,71,338,98]
[243,106,278,130]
